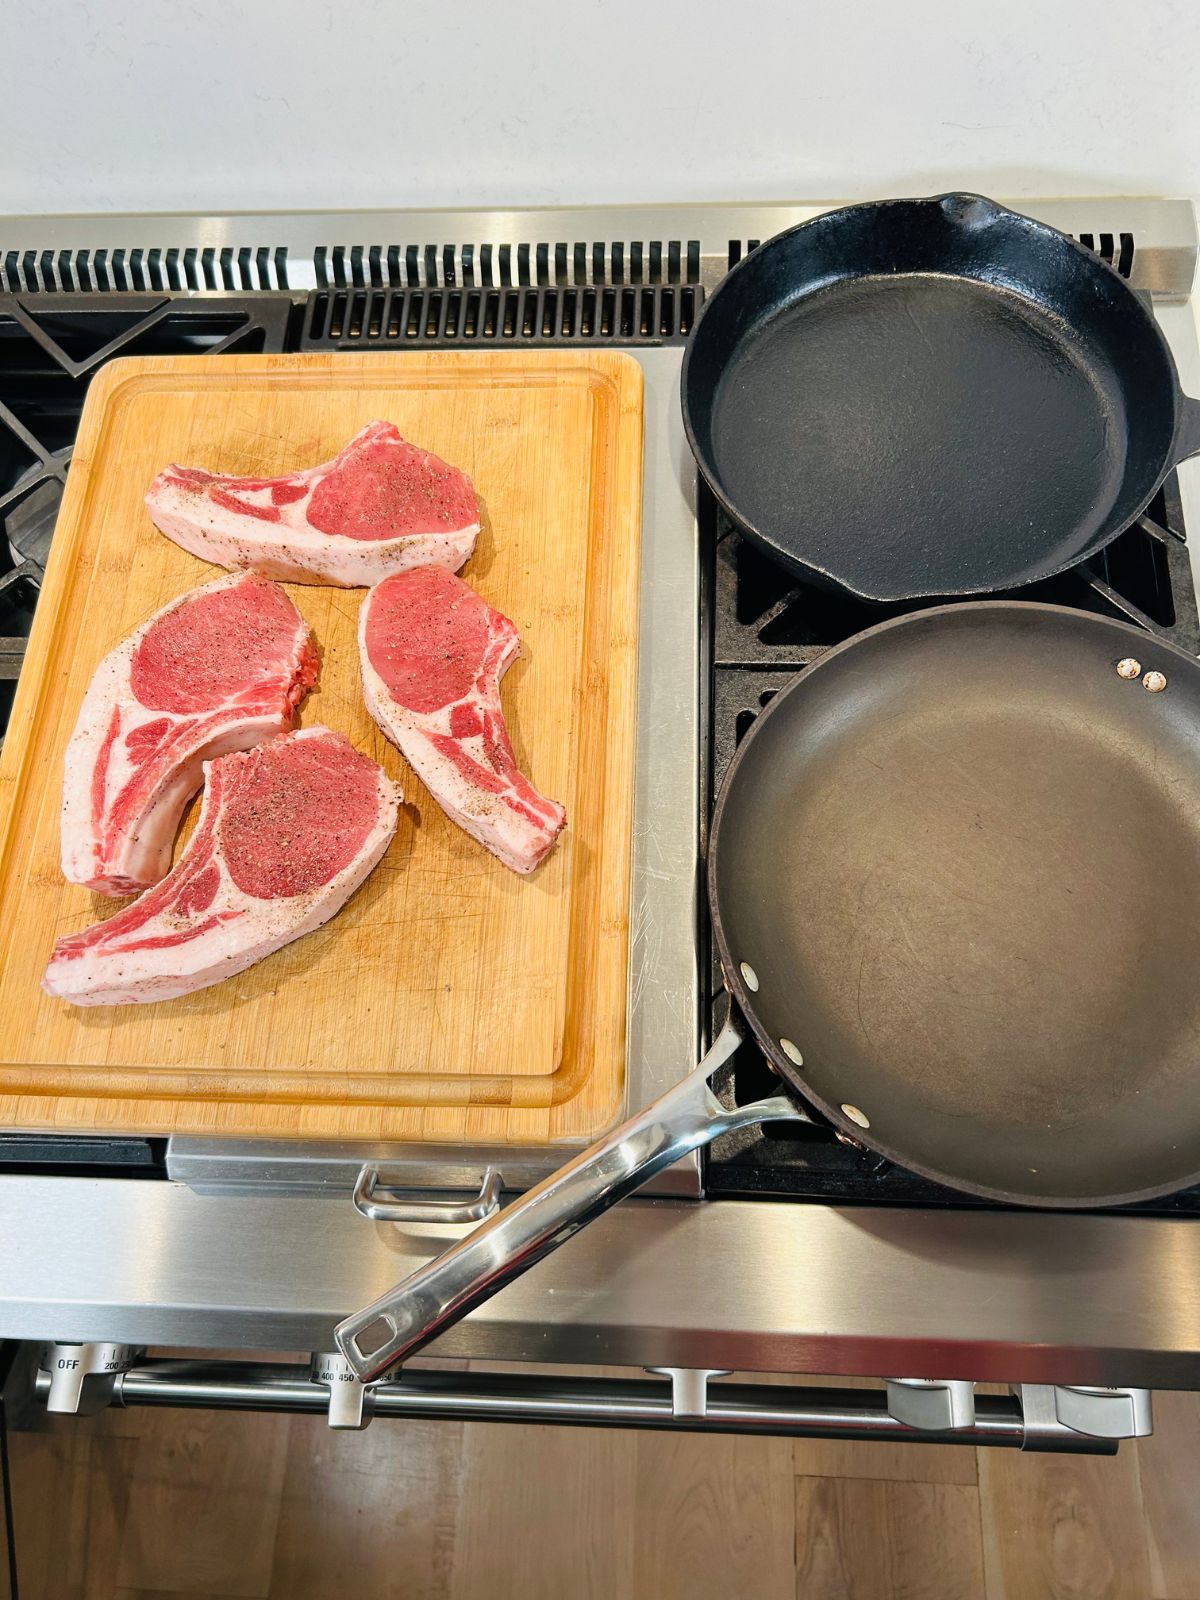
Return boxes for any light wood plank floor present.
[8,1371,1200,1600]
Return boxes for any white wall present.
[3,0,1199,216]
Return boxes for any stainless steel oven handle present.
[336,1017,800,1383]
[352,1165,504,1224]
[28,1360,1122,1453]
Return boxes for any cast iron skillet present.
[336,602,1200,1382]
[682,194,1200,602]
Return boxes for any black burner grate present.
[703,478,1200,1212]
[0,294,295,743]
[714,478,1195,670]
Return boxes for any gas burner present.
[703,478,1200,1212]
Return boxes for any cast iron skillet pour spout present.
[681,192,1200,602]
[336,602,1200,1384]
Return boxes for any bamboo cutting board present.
[0,351,643,1143]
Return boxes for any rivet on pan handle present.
[352,1166,504,1224]
[335,1017,802,1384]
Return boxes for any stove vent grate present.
[313,239,702,291]
[0,247,292,294]
[727,230,1137,278]
[301,283,702,348]
[1076,230,1136,277]
[0,228,1143,296]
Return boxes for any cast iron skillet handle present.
[335,1016,802,1383]
[1173,394,1200,465]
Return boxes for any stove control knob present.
[41,1342,141,1415]
[1053,1385,1153,1439]
[886,1377,976,1431]
[312,1350,382,1430]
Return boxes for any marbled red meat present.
[45,728,400,1006]
[145,421,479,587]
[60,572,317,896]
[359,566,565,874]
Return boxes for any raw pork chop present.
[45,728,400,1006]
[359,566,565,874]
[145,421,480,587]
[61,572,317,896]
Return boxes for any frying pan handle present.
[1172,394,1200,466]
[334,1016,801,1382]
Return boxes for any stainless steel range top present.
[3,197,1200,1413]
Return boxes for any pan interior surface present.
[711,272,1127,598]
[713,605,1200,1204]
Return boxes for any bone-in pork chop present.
[61,572,317,896]
[45,728,400,1006]
[146,421,479,587]
[359,566,565,874]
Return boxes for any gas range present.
[4,199,1200,1215]
[4,201,1200,1421]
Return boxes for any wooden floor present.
[8,1367,1200,1600]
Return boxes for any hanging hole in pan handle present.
[352,1165,504,1224]
[1171,393,1200,467]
